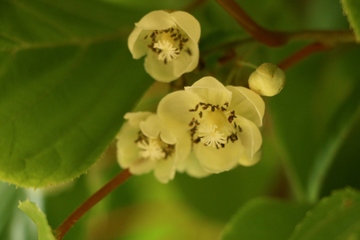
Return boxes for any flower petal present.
[185,77,232,105]
[171,11,201,42]
[144,51,179,82]
[174,132,191,161]
[128,158,157,175]
[154,157,176,183]
[177,152,211,178]
[124,112,152,127]
[127,27,151,59]
[236,116,262,165]
[173,40,199,77]
[157,90,199,131]
[226,86,265,127]
[238,150,262,166]
[194,141,243,173]
[139,114,161,139]
[116,122,139,168]
[135,10,174,30]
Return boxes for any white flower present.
[248,63,286,96]
[128,10,201,82]
[116,112,190,183]
[157,77,265,173]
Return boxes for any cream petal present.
[194,141,243,173]
[154,157,176,183]
[144,51,179,82]
[139,114,161,139]
[135,10,175,30]
[173,40,199,77]
[177,152,211,178]
[171,11,201,42]
[129,158,157,175]
[116,122,139,169]
[174,133,191,161]
[185,77,232,105]
[226,86,265,127]
[127,27,151,59]
[157,90,200,130]
[160,129,176,145]
[124,112,152,127]
[238,150,262,166]
[236,116,262,163]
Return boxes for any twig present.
[278,42,330,70]
[54,169,132,240]
[216,0,355,47]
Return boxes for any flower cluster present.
[119,10,285,183]
[116,77,265,182]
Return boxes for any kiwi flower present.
[116,112,190,183]
[128,10,200,82]
[157,77,265,173]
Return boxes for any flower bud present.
[248,63,285,97]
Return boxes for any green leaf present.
[289,188,360,240]
[221,198,310,240]
[307,81,360,202]
[18,200,55,240]
[341,0,360,41]
[0,183,18,236]
[0,0,153,187]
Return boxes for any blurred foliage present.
[1,0,360,239]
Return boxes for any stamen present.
[153,40,180,64]
[188,101,243,148]
[137,138,166,161]
[135,131,175,161]
[197,124,227,149]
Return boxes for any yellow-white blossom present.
[128,10,200,82]
[116,112,190,183]
[157,77,265,173]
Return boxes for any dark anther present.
[228,110,236,123]
[227,133,238,143]
[189,104,199,112]
[185,48,192,56]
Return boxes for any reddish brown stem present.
[54,169,132,240]
[216,0,355,47]
[278,42,330,70]
[215,0,287,46]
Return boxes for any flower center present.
[189,102,240,149]
[197,124,227,149]
[135,132,175,161]
[153,40,180,64]
[145,27,191,64]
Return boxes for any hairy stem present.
[54,169,132,240]
[216,0,355,47]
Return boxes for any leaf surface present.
[0,0,152,187]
